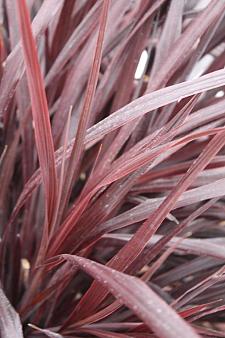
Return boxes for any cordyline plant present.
[2,0,225,337]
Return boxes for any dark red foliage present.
[1,1,225,337]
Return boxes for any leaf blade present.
[62,255,200,338]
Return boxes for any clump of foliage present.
[1,0,225,337]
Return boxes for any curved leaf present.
[62,255,200,338]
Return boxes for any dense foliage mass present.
[1,0,225,337]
